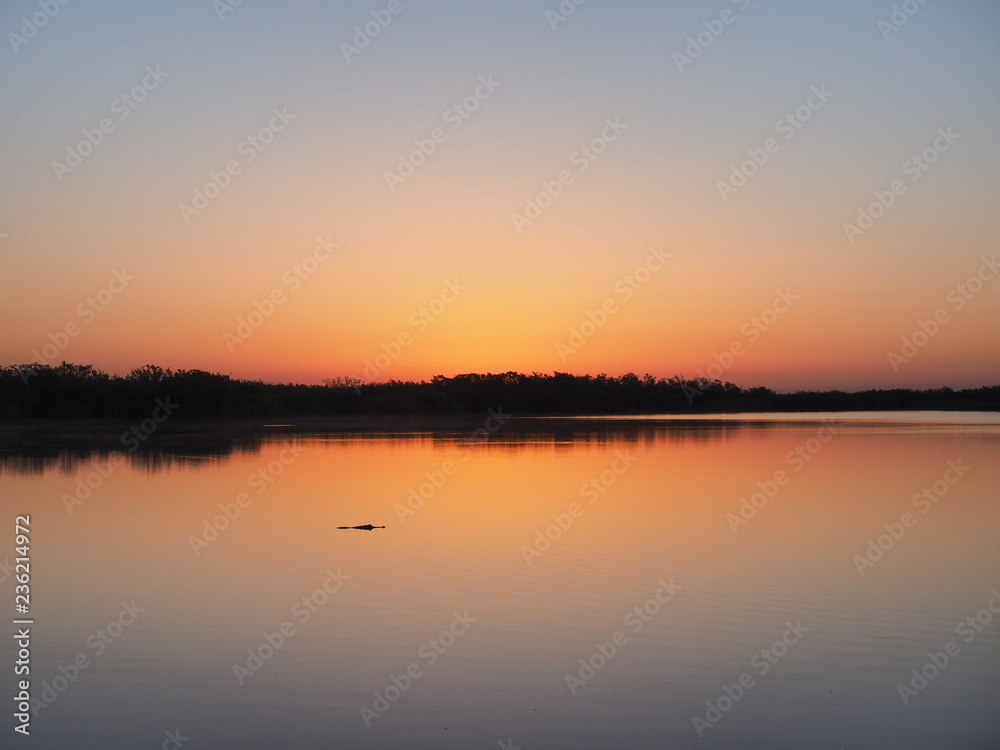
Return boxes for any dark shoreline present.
[2,363,998,421]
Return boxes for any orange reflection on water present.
[7,417,1000,748]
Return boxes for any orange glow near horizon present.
[6,229,998,391]
[2,4,998,392]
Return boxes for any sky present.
[1,0,998,391]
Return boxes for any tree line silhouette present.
[0,362,997,420]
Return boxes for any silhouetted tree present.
[0,363,996,420]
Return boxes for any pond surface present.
[3,412,999,749]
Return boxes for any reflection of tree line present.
[0,423,269,476]
[2,363,997,420]
[0,417,811,476]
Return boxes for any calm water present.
[3,413,999,749]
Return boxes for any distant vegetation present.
[0,363,997,419]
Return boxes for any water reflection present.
[0,417,718,476]
[3,413,998,749]
[4,411,966,475]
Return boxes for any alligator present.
[337,524,385,530]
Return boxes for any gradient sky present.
[1,0,998,391]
